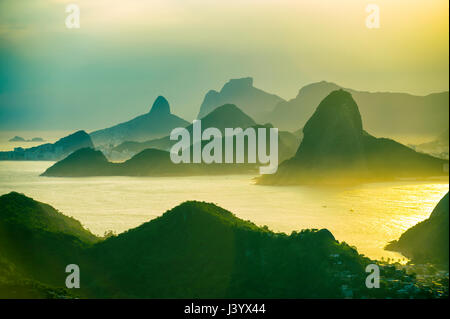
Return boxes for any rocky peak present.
[294,90,366,169]
[149,96,171,115]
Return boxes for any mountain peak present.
[202,103,256,126]
[296,81,341,97]
[303,90,363,135]
[295,90,365,164]
[149,96,171,115]
[141,200,266,234]
[222,77,254,91]
[0,191,98,243]
[41,147,110,177]
[197,77,283,120]
[258,89,447,185]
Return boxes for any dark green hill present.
[0,192,98,286]
[386,193,449,267]
[119,148,195,176]
[258,90,448,185]
[81,201,404,298]
[0,251,74,299]
[0,192,97,243]
[41,147,116,177]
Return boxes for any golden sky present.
[0,0,448,128]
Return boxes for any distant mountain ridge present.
[111,103,258,156]
[111,104,300,163]
[412,128,449,160]
[259,90,448,185]
[268,81,449,142]
[0,130,93,161]
[197,77,285,122]
[90,96,189,147]
[9,136,45,142]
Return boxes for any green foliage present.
[0,192,99,285]
[0,193,441,299]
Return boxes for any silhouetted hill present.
[111,103,258,156]
[268,81,449,142]
[197,77,285,122]
[112,104,300,163]
[293,89,367,171]
[82,201,417,298]
[41,147,256,177]
[43,122,301,177]
[113,130,300,165]
[0,130,93,161]
[0,193,437,298]
[259,90,448,185]
[0,250,73,299]
[41,147,116,177]
[386,193,449,267]
[0,192,98,286]
[90,96,189,146]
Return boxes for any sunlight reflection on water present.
[0,161,448,262]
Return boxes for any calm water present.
[0,161,448,262]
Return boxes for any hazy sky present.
[0,0,448,130]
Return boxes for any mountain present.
[41,147,117,177]
[112,104,301,163]
[83,201,354,298]
[0,192,98,287]
[0,250,73,299]
[197,77,285,122]
[268,81,449,142]
[0,130,93,161]
[258,90,448,185]
[386,193,449,267]
[0,192,439,298]
[41,147,256,177]
[111,103,258,157]
[89,96,189,147]
[8,136,45,142]
[412,129,449,159]
[43,106,301,177]
[9,136,26,142]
